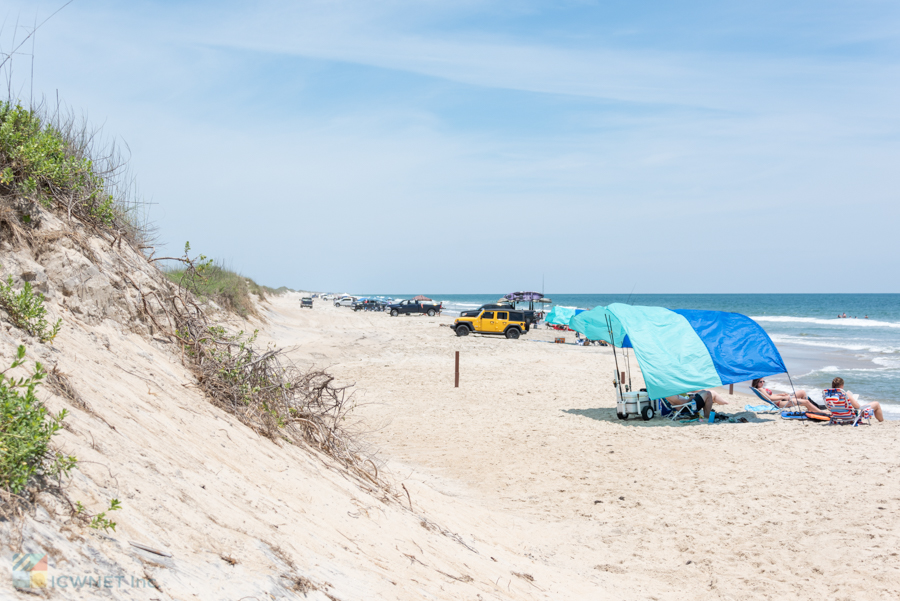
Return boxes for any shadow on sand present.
[562,407,693,427]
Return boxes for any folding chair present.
[749,386,785,411]
[749,387,808,419]
[658,396,697,421]
[822,389,872,426]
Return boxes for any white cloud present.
[1,0,899,292]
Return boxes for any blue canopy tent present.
[568,303,787,399]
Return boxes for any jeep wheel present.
[390,309,399,317]
[505,328,520,340]
[427,309,436,317]
[455,326,469,337]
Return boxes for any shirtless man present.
[666,390,728,420]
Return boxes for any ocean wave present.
[769,334,900,354]
[752,316,900,329]
[873,357,900,369]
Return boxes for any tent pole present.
[785,371,806,412]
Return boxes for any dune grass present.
[164,262,271,318]
[163,260,295,319]
[0,101,150,244]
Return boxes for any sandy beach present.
[269,295,900,600]
[3,281,898,600]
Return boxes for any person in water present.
[750,378,825,412]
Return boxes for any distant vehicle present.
[387,299,442,317]
[334,296,357,307]
[472,303,540,327]
[353,298,386,312]
[452,308,529,339]
[300,297,314,309]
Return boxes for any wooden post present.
[729,383,734,395]
[620,371,625,385]
[455,351,459,388]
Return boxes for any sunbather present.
[750,378,824,412]
[823,377,884,422]
[665,390,728,420]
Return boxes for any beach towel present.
[744,404,778,413]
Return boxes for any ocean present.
[376,293,900,418]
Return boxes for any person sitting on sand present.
[750,378,824,412]
[665,390,728,420]
[823,377,884,422]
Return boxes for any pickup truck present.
[300,297,314,309]
[387,299,442,317]
[334,296,357,307]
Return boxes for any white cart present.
[616,390,655,421]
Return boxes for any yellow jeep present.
[453,308,529,339]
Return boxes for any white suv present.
[334,296,356,307]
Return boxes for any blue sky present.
[3,1,899,293]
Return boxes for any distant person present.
[665,390,728,421]
[751,378,825,412]
[865,315,869,319]
[822,377,884,422]
[842,313,847,318]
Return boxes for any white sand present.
[271,296,900,600]
[2,289,898,600]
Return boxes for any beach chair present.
[748,386,809,419]
[822,389,872,426]
[658,396,697,421]
[748,386,784,411]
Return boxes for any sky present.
[2,0,899,294]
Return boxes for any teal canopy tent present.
[544,306,581,326]
[569,303,787,399]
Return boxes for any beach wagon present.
[453,309,529,339]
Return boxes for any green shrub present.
[0,102,146,240]
[0,346,77,495]
[75,498,122,532]
[0,275,62,343]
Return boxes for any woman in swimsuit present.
[751,378,824,412]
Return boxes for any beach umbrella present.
[569,303,786,399]
[413,295,432,302]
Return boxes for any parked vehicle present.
[334,296,357,307]
[387,299,442,317]
[300,297,313,309]
[472,303,540,327]
[452,309,529,339]
[353,298,386,312]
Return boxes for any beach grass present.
[165,262,270,318]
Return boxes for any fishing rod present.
[624,283,637,306]
[607,314,624,393]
